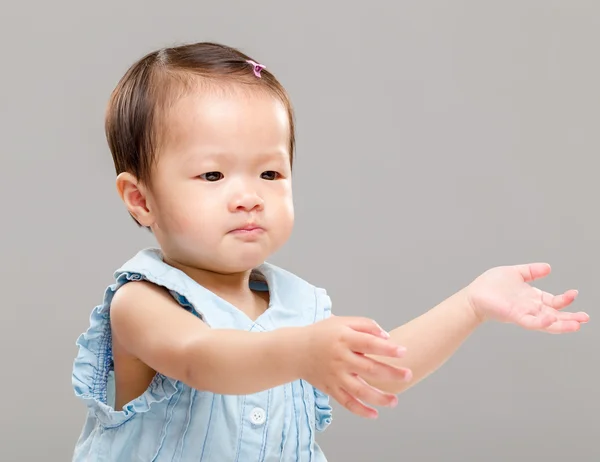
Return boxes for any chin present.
[166,239,276,274]
[220,250,270,273]
[231,256,268,273]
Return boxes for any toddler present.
[71,42,589,461]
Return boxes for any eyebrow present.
[184,150,289,164]
[252,151,290,162]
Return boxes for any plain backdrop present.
[1,1,598,461]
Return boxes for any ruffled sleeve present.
[71,272,179,428]
[313,387,333,432]
[313,287,333,432]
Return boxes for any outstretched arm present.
[365,263,588,394]
[368,288,480,394]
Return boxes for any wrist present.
[274,326,308,382]
[459,286,488,325]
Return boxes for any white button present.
[250,407,266,425]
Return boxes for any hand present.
[465,263,589,333]
[299,316,412,419]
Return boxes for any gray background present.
[1,1,598,461]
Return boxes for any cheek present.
[162,193,223,238]
[150,187,195,234]
[282,195,295,220]
[155,204,187,236]
[283,183,294,214]
[273,188,295,230]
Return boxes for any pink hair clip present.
[246,59,266,78]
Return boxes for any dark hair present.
[104,41,295,227]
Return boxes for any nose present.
[229,189,265,213]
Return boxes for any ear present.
[116,172,155,227]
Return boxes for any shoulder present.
[109,279,200,340]
[110,280,166,319]
[111,279,170,309]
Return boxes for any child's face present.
[145,87,294,274]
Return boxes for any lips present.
[230,223,264,233]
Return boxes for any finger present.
[346,330,406,358]
[334,387,379,419]
[539,289,579,310]
[341,317,391,339]
[518,312,557,330]
[352,353,412,384]
[343,374,399,409]
[543,320,583,334]
[515,263,552,282]
[554,310,589,323]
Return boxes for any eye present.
[199,171,224,182]
[261,171,281,180]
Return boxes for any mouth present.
[229,224,265,234]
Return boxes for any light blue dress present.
[72,248,333,461]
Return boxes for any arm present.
[366,289,480,394]
[366,263,587,395]
[110,280,407,404]
[110,280,306,395]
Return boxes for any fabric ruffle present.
[72,272,179,428]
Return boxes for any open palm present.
[466,263,589,333]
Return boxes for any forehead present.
[158,85,291,164]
